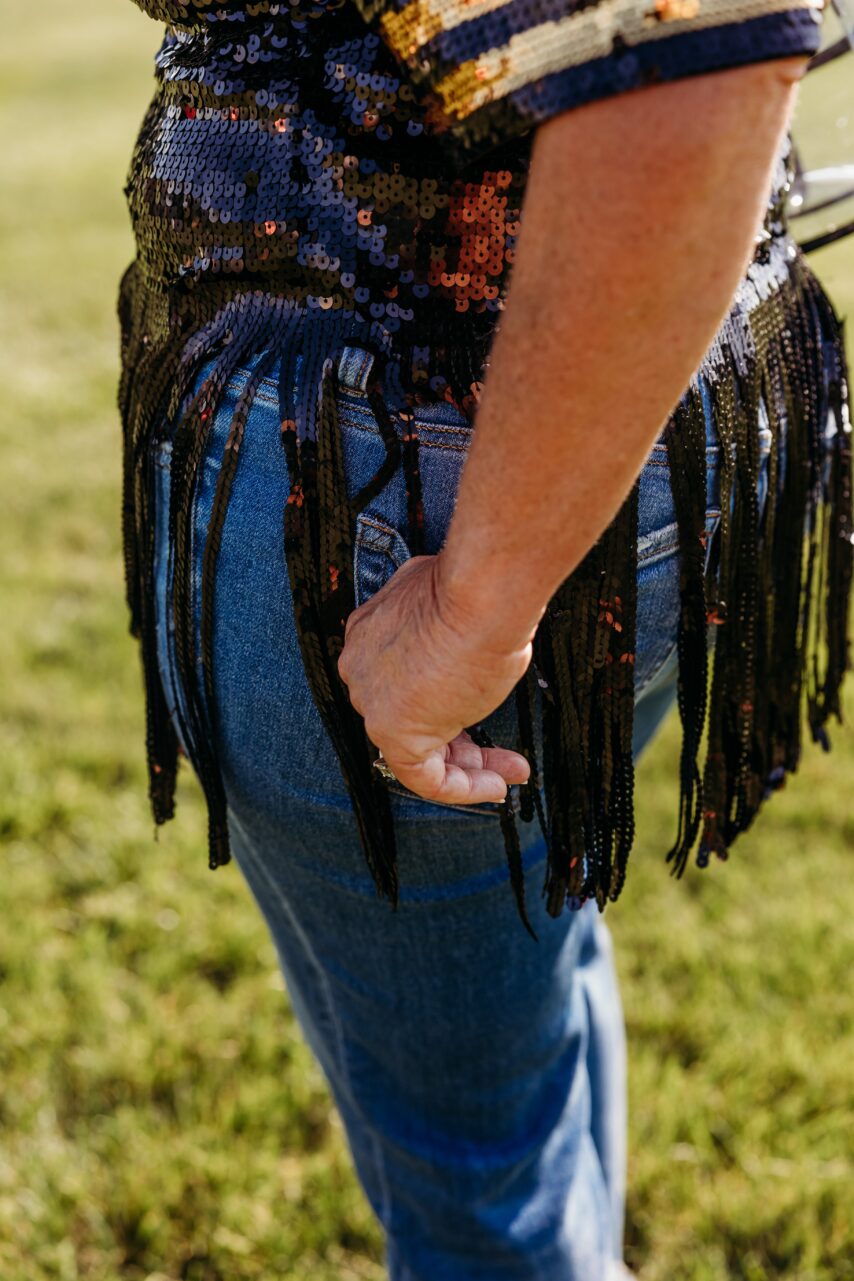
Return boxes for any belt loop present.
[337,345,375,391]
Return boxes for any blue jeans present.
[151,346,746,1279]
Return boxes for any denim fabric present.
[150,349,772,1279]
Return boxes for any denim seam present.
[370,1132,393,1239]
[355,512,400,545]
[633,638,679,697]
[230,824,354,1092]
[192,465,206,677]
[229,366,368,400]
[152,445,194,760]
[402,421,472,437]
[226,382,277,407]
[649,444,720,452]
[638,529,680,562]
[344,346,374,391]
[224,378,473,453]
[400,438,468,454]
[639,541,679,562]
[637,532,716,562]
[338,399,474,439]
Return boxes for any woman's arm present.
[338,58,809,805]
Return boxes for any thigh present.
[149,347,612,1104]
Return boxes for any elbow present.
[766,53,813,86]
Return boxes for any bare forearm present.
[438,59,807,652]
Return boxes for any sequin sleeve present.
[352,0,826,159]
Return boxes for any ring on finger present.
[372,753,398,783]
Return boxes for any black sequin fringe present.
[663,253,852,876]
[118,248,851,934]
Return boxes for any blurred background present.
[1,3,852,1278]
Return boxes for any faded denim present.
[150,346,771,1280]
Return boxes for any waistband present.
[204,342,378,396]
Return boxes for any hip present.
[149,343,770,821]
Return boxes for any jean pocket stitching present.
[336,392,474,454]
[354,513,410,562]
[638,521,680,564]
[411,420,473,437]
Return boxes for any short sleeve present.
[352,0,826,161]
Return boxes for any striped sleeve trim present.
[380,0,822,67]
[429,2,822,124]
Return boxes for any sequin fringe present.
[663,252,852,875]
[118,249,851,934]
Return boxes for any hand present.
[337,554,533,804]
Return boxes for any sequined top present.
[120,0,852,929]
[126,0,825,358]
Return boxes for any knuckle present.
[410,767,453,803]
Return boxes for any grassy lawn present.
[0,4,851,1279]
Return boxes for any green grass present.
[1,5,852,1278]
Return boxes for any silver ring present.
[372,754,397,782]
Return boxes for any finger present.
[446,732,531,785]
[479,746,531,785]
[391,753,509,805]
[444,733,486,772]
